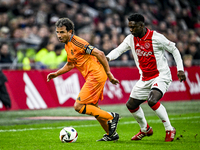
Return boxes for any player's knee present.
[74,106,79,112]
[147,95,158,107]
[147,99,157,107]
[126,98,138,110]
[74,102,82,112]
[126,101,132,109]
[148,90,161,107]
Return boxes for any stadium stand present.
[0,0,200,69]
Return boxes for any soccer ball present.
[59,127,78,143]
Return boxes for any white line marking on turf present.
[21,116,96,120]
[0,116,199,132]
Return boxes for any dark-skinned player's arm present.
[91,48,119,85]
[47,62,75,82]
[170,47,186,82]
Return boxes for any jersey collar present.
[69,34,74,42]
[141,28,150,40]
[137,28,150,41]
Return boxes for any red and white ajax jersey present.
[107,28,184,81]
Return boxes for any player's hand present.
[106,57,110,62]
[47,72,58,82]
[177,70,186,82]
[107,72,119,85]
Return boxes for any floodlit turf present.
[0,101,200,150]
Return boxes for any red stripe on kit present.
[128,106,140,113]
[151,102,161,111]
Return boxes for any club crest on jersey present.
[144,42,151,49]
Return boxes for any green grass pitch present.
[0,100,200,150]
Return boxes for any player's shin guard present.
[128,106,148,132]
[78,104,113,121]
[79,104,113,135]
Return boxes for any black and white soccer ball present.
[59,127,78,143]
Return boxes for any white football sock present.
[154,104,173,131]
[131,106,148,132]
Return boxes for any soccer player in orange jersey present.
[47,18,120,141]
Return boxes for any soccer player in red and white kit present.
[106,13,186,142]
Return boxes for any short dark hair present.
[55,18,75,34]
[128,13,145,23]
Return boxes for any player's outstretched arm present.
[92,48,119,85]
[107,72,119,85]
[47,62,75,82]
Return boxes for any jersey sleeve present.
[107,35,131,61]
[71,36,90,54]
[155,31,184,71]
[73,37,95,55]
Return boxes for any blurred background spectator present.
[0,42,13,69]
[183,54,193,67]
[0,0,200,69]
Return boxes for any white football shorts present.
[130,75,172,100]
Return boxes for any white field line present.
[0,116,199,133]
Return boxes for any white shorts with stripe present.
[130,74,172,100]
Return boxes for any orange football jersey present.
[65,35,107,82]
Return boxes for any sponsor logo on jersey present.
[135,49,153,57]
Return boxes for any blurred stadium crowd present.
[0,0,200,70]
